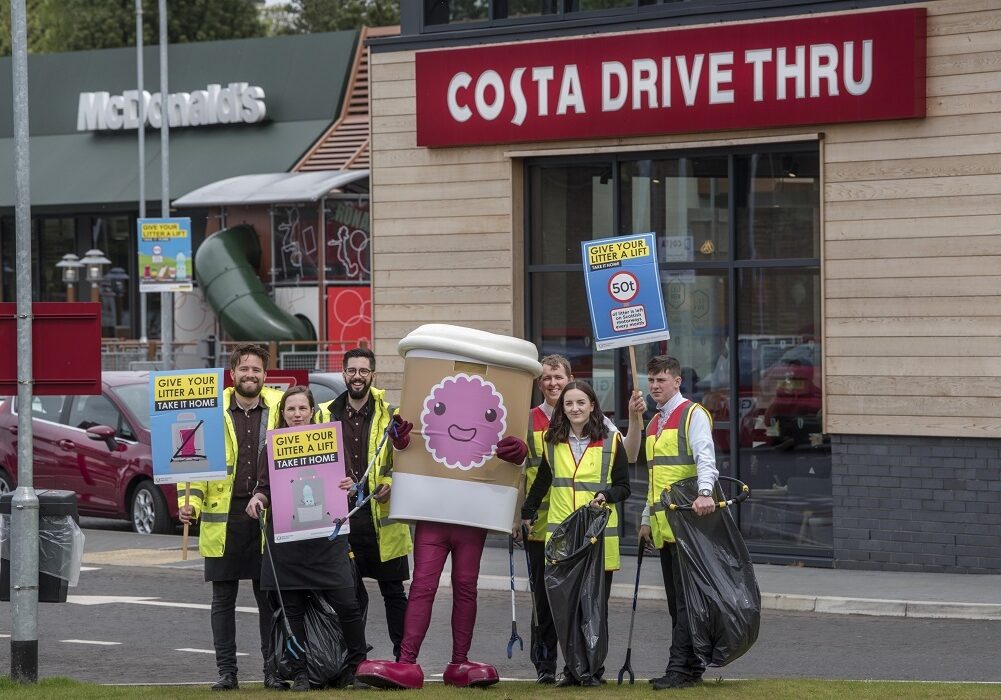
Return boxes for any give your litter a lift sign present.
[581,233,670,351]
[266,422,349,543]
[149,369,226,484]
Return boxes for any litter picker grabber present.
[506,535,524,658]
[328,421,394,540]
[521,523,547,663]
[616,542,645,684]
[664,476,751,513]
[258,505,306,662]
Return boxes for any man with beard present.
[322,347,413,661]
[178,345,286,691]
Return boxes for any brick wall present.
[831,435,1001,573]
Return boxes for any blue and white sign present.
[138,217,193,293]
[150,369,226,484]
[581,233,670,351]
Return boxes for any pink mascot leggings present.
[399,521,487,664]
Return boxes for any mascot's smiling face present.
[420,373,507,470]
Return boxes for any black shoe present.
[581,677,602,687]
[291,673,310,692]
[351,677,372,690]
[652,672,703,690]
[264,673,289,690]
[536,671,557,685]
[211,674,238,691]
[556,675,579,687]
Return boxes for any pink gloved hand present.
[496,436,528,465]
[390,414,413,450]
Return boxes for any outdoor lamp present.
[80,248,111,302]
[105,266,129,295]
[55,253,84,302]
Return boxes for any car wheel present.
[131,481,172,535]
[0,468,12,495]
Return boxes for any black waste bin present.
[1,489,79,603]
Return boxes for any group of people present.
[178,344,721,692]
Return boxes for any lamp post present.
[80,248,111,303]
[55,253,83,302]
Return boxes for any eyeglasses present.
[344,368,373,377]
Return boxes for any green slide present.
[194,224,315,342]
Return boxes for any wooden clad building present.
[367,0,1001,571]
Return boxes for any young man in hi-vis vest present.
[635,355,719,691]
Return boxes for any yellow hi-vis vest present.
[177,386,284,558]
[524,406,551,542]
[645,399,709,549]
[544,433,621,571]
[320,387,413,563]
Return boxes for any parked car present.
[0,372,178,534]
[308,372,348,406]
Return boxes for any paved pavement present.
[77,526,1000,621]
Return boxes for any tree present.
[1,0,265,56]
[286,0,400,34]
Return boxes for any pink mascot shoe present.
[443,661,500,688]
[355,660,424,690]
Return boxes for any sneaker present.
[536,671,557,685]
[652,671,703,690]
[264,673,289,690]
[291,672,310,692]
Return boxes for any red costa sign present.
[416,9,926,147]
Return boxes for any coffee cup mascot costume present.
[356,325,540,690]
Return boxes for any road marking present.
[67,595,257,613]
[61,639,122,646]
[0,634,9,638]
[80,566,101,572]
[176,648,247,656]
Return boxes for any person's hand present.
[246,493,268,519]
[693,495,717,516]
[496,436,528,464]
[628,390,646,417]
[390,415,413,450]
[521,518,535,535]
[179,504,197,525]
[512,525,522,541]
[638,523,652,547]
[339,477,357,493]
[373,484,391,504]
[589,493,607,509]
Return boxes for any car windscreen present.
[108,382,150,431]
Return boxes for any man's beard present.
[348,378,371,401]
[235,378,262,399]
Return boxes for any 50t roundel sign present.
[608,271,639,303]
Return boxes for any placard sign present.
[581,233,670,351]
[149,369,226,484]
[138,217,193,293]
[266,422,349,543]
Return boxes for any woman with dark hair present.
[246,385,368,692]
[521,380,630,687]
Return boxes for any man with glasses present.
[321,347,413,661]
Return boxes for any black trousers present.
[211,578,272,677]
[659,544,705,679]
[354,574,407,661]
[283,588,368,675]
[527,539,558,675]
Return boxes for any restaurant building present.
[367,0,1001,570]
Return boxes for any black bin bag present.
[267,591,348,688]
[664,477,760,667]
[544,505,610,683]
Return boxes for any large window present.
[526,143,829,559]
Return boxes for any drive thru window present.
[525,142,829,562]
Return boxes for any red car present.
[0,371,178,534]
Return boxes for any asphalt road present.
[1,525,999,686]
